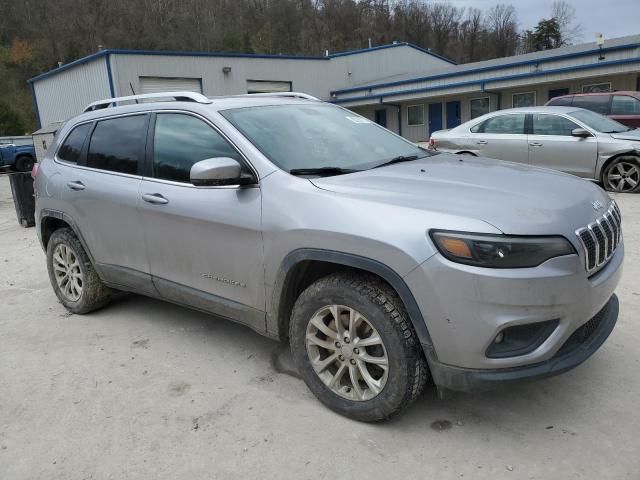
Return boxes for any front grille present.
[576,201,622,274]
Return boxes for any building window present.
[512,92,536,108]
[548,88,569,100]
[470,97,490,119]
[582,82,611,93]
[407,104,424,126]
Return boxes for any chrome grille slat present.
[575,201,622,275]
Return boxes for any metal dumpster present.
[8,172,35,228]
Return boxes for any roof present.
[27,42,455,84]
[65,94,325,126]
[32,122,63,135]
[332,34,640,95]
[481,106,583,114]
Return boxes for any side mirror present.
[571,128,592,138]
[190,157,255,187]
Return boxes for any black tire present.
[46,228,113,314]
[15,155,35,173]
[601,156,640,193]
[289,272,428,422]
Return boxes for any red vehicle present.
[546,91,640,129]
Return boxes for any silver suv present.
[35,92,623,421]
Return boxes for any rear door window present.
[572,95,610,115]
[57,123,91,163]
[475,114,526,134]
[611,95,640,115]
[87,115,148,175]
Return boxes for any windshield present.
[221,104,428,173]
[570,109,631,133]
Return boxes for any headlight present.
[430,230,576,268]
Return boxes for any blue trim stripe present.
[333,56,640,104]
[30,83,41,129]
[27,42,454,84]
[27,50,108,83]
[105,53,115,97]
[331,41,640,95]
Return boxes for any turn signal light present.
[438,237,473,258]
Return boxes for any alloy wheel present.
[52,243,83,302]
[606,161,639,192]
[305,305,389,401]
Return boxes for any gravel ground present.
[1,174,639,480]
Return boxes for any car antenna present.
[129,82,139,104]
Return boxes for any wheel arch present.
[269,249,434,353]
[39,210,96,264]
[598,150,640,183]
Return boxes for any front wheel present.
[289,273,428,421]
[602,156,640,193]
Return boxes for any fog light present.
[494,332,504,344]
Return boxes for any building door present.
[446,101,461,129]
[548,88,569,100]
[139,76,203,94]
[374,109,387,128]
[428,103,442,137]
[246,80,292,93]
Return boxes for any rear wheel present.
[289,272,428,421]
[602,156,640,193]
[15,155,34,173]
[46,228,113,314]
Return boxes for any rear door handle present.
[476,140,488,145]
[67,181,85,191]
[529,142,543,147]
[142,193,169,205]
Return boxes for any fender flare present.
[39,209,97,266]
[270,248,435,354]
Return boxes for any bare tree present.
[552,0,583,44]
[485,4,519,57]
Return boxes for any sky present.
[448,0,639,42]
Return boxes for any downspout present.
[104,52,115,98]
[30,83,41,129]
[380,98,402,137]
[481,82,502,111]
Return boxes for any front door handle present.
[142,193,169,205]
[529,142,543,147]
[476,140,488,145]
[67,181,85,191]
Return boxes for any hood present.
[610,128,640,142]
[310,154,611,237]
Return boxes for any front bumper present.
[403,236,623,386]
[425,294,618,391]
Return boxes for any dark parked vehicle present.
[546,91,640,129]
[0,138,36,172]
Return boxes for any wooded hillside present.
[0,0,581,133]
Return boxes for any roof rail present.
[238,92,319,101]
[83,91,212,112]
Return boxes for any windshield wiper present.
[603,128,632,133]
[289,167,360,176]
[372,154,423,169]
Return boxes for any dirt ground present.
[1,174,639,480]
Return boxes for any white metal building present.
[29,34,640,143]
[28,43,453,129]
